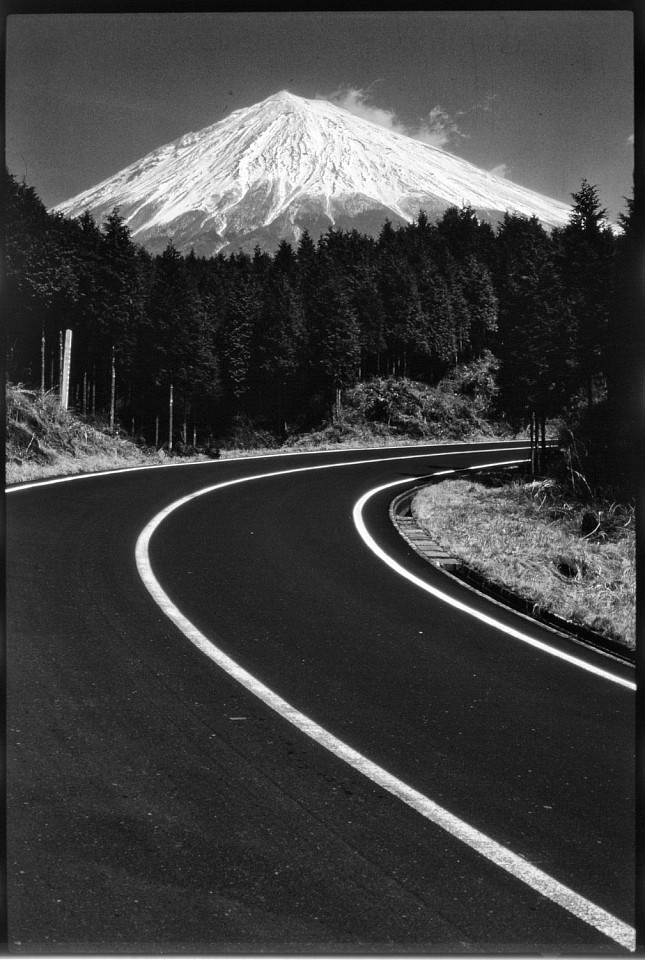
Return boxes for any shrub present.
[220,413,280,450]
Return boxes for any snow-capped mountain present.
[52,90,572,255]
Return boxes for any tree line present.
[5,166,632,446]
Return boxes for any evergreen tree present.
[458,256,498,360]
[554,180,616,406]
[494,213,564,424]
[377,251,425,377]
[254,264,306,429]
[302,252,361,414]
[417,259,456,375]
[5,170,78,384]
[606,189,639,421]
[141,243,219,439]
[217,266,260,407]
[435,204,496,267]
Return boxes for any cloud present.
[490,163,510,179]
[480,93,498,112]
[415,106,467,149]
[326,86,466,150]
[627,133,634,145]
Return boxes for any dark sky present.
[5,10,634,219]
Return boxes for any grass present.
[4,384,461,486]
[412,476,635,649]
[6,372,512,486]
[5,385,171,483]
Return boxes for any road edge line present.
[353,465,635,692]
[134,456,634,951]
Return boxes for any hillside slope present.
[5,385,163,483]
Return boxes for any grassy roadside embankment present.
[5,371,502,485]
[5,385,187,484]
[4,383,430,486]
[412,476,635,650]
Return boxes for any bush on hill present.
[290,356,507,445]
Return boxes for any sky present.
[5,9,635,221]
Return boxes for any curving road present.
[6,442,635,953]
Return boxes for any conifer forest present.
[5,168,635,451]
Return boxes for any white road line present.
[134,455,634,951]
[353,466,636,692]
[5,441,530,493]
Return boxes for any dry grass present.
[4,384,445,486]
[412,477,635,649]
[5,386,162,483]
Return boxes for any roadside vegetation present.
[412,471,635,649]
[5,383,170,483]
[6,358,506,483]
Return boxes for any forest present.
[5,167,635,458]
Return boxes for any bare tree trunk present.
[334,387,342,421]
[168,383,174,452]
[40,326,45,395]
[109,345,116,432]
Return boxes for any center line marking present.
[135,452,634,951]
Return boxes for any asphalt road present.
[6,442,635,953]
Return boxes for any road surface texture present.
[6,442,635,953]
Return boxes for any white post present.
[169,383,174,452]
[60,329,73,410]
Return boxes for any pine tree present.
[377,251,425,377]
[141,243,219,440]
[555,180,616,406]
[254,265,306,429]
[5,169,78,385]
[417,259,456,375]
[301,251,361,414]
[458,256,498,360]
[606,189,639,423]
[494,213,564,424]
[217,267,260,406]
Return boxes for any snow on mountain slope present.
[51,90,572,254]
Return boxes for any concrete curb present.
[389,478,635,667]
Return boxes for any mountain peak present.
[51,90,572,256]
[268,89,300,102]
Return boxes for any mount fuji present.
[52,90,572,255]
